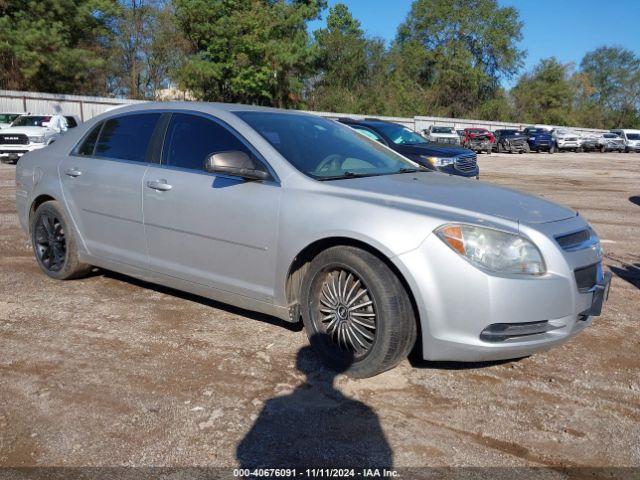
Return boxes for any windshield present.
[603,134,618,138]
[627,133,640,140]
[237,112,421,180]
[468,129,487,134]
[374,123,427,145]
[431,126,454,134]
[500,130,519,135]
[11,116,51,127]
[0,114,20,124]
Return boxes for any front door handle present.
[65,168,82,178]
[146,179,172,191]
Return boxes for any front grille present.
[556,229,591,250]
[566,137,578,142]
[575,263,599,292]
[454,153,477,172]
[436,137,458,145]
[0,134,28,145]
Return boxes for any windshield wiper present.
[316,171,378,181]
[395,167,429,174]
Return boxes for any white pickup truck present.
[0,114,79,164]
[551,128,581,152]
[422,125,461,145]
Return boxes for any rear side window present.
[353,127,383,143]
[76,123,102,156]
[65,116,78,128]
[163,113,252,171]
[95,113,160,162]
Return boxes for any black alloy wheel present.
[34,212,67,272]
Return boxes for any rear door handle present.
[65,168,82,178]
[146,179,172,191]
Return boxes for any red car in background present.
[462,128,494,154]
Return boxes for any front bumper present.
[397,216,609,362]
[556,140,580,150]
[436,164,479,178]
[0,144,45,162]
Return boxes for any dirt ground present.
[0,151,638,475]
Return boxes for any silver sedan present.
[14,102,611,377]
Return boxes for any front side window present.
[373,123,427,146]
[237,112,419,180]
[76,123,102,156]
[95,113,160,162]
[626,133,640,140]
[163,113,254,171]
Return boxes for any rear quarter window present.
[75,123,102,156]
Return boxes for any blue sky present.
[308,0,640,86]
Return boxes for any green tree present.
[396,0,524,117]
[308,3,384,113]
[174,0,325,107]
[0,0,118,94]
[511,57,576,125]
[109,0,187,99]
[579,46,640,128]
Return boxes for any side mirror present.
[204,151,270,181]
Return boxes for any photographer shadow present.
[236,334,392,469]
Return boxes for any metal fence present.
[0,89,606,133]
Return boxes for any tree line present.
[1,0,639,128]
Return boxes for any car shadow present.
[236,334,393,469]
[99,269,303,332]
[629,196,640,207]
[609,263,640,290]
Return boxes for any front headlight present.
[28,135,45,144]
[422,156,454,167]
[435,224,546,275]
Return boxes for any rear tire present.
[30,201,92,280]
[300,246,417,378]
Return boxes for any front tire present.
[300,246,417,378]
[31,201,91,280]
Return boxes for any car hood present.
[331,172,576,225]
[0,126,49,135]
[396,143,472,158]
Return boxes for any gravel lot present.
[0,151,638,474]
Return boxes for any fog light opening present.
[480,320,564,342]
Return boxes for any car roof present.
[92,101,326,120]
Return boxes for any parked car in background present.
[340,118,479,178]
[610,129,640,153]
[578,132,600,152]
[552,129,581,152]
[461,128,494,154]
[0,114,80,164]
[15,102,610,377]
[0,112,25,129]
[492,129,530,153]
[522,126,554,153]
[597,133,626,153]
[422,125,461,145]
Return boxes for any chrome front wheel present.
[316,268,377,358]
[301,246,417,378]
